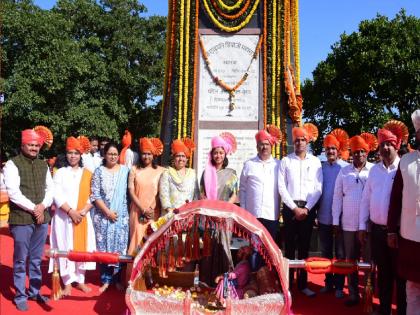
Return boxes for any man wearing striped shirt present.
[332,133,376,306]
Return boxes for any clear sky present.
[34,0,419,81]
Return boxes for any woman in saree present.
[127,137,165,256]
[200,133,238,283]
[159,138,199,213]
[49,137,96,296]
[91,142,129,293]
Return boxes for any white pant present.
[407,281,420,315]
[62,268,86,285]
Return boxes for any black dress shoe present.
[28,295,50,304]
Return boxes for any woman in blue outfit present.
[91,142,129,293]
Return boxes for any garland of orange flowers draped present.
[276,0,282,157]
[271,0,277,139]
[202,0,260,32]
[199,35,263,114]
[291,0,300,92]
[211,0,251,20]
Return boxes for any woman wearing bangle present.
[159,138,199,213]
[91,142,129,293]
[49,137,96,296]
[127,137,165,256]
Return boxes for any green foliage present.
[302,10,419,154]
[1,0,166,158]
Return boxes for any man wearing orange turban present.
[332,132,376,306]
[388,110,420,315]
[317,129,349,297]
[359,121,408,315]
[119,130,138,168]
[278,123,322,297]
[3,128,54,311]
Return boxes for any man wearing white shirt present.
[3,129,54,311]
[359,124,407,315]
[278,124,322,297]
[388,110,420,315]
[332,133,376,306]
[240,126,281,241]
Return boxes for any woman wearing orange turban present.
[48,137,96,296]
[159,138,199,214]
[127,137,165,256]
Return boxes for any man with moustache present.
[388,110,420,315]
[317,129,349,298]
[240,125,281,241]
[278,124,322,297]
[359,121,408,315]
[3,129,54,311]
[332,133,376,306]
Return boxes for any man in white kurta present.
[49,138,96,295]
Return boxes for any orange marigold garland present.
[211,0,252,20]
[262,0,267,126]
[199,35,263,116]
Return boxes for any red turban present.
[255,125,281,145]
[171,138,195,158]
[377,128,400,149]
[21,129,44,145]
[66,137,82,152]
[139,137,164,156]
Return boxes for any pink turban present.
[21,129,44,146]
[204,133,237,200]
[377,128,400,149]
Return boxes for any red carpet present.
[0,226,394,314]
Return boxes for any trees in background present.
[302,10,419,154]
[1,0,166,157]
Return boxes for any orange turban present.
[349,133,378,153]
[120,130,132,164]
[139,137,164,156]
[255,125,281,145]
[66,136,82,152]
[292,123,318,142]
[171,138,195,158]
[77,136,91,154]
[323,128,350,159]
[21,129,44,145]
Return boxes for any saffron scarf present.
[73,169,92,251]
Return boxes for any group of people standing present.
[2,109,420,315]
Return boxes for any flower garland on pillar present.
[291,0,300,92]
[262,0,267,126]
[182,0,191,138]
[177,0,186,139]
[190,0,199,147]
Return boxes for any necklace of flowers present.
[199,35,263,116]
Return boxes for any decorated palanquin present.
[126,200,291,315]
